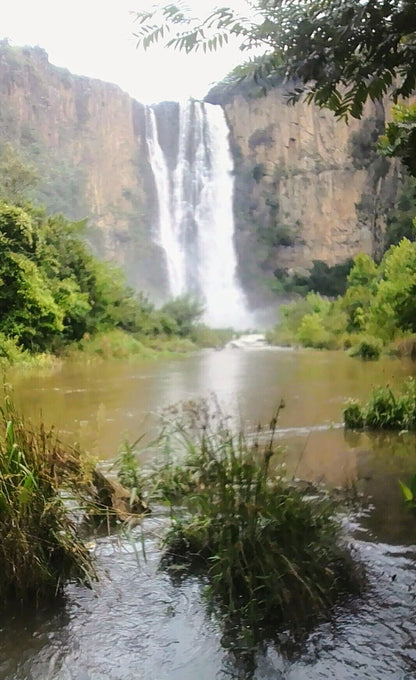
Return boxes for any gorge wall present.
[0,42,163,296]
[0,43,402,305]
[207,85,400,300]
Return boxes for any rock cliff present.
[0,43,402,304]
[207,85,400,299]
[0,42,164,294]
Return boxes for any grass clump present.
[349,335,382,360]
[343,400,365,429]
[343,378,416,430]
[0,396,95,605]
[158,401,363,632]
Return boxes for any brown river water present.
[1,346,416,679]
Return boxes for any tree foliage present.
[161,294,204,336]
[379,104,416,177]
[135,0,416,120]
[0,202,176,351]
[271,239,416,350]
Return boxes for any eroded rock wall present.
[215,87,400,299]
[0,44,162,293]
[0,44,402,304]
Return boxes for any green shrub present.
[296,312,333,348]
[344,379,416,430]
[74,329,156,360]
[365,385,407,429]
[349,335,382,360]
[114,438,143,493]
[190,324,234,348]
[161,295,204,337]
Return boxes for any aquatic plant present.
[158,400,363,632]
[343,378,416,430]
[0,396,95,605]
[343,400,365,429]
[399,473,416,509]
[113,437,145,502]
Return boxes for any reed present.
[0,395,95,605]
[158,400,363,631]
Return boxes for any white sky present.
[1,0,253,103]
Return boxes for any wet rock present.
[91,468,150,522]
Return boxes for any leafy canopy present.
[379,104,416,177]
[135,0,416,120]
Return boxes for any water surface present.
[3,348,416,679]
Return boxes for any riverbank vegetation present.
[0,395,95,605]
[344,378,416,430]
[117,401,364,637]
[0,199,233,369]
[267,238,416,356]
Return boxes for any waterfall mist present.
[145,100,252,329]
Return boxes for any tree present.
[135,1,416,120]
[0,144,38,204]
[378,103,416,177]
[368,238,416,340]
[340,253,379,331]
[161,295,204,336]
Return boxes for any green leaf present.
[399,479,414,502]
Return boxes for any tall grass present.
[0,395,95,605]
[344,378,416,430]
[157,400,363,632]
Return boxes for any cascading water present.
[145,100,251,329]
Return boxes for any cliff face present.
[213,87,399,298]
[0,44,402,305]
[0,43,165,294]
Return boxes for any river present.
[1,347,416,679]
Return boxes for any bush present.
[296,312,333,348]
[349,335,382,360]
[74,329,156,360]
[190,324,234,348]
[343,379,416,430]
[0,396,95,605]
[161,295,204,337]
[158,401,363,632]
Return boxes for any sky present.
[1,0,253,103]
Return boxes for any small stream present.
[2,347,416,679]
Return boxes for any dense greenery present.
[268,238,416,353]
[144,401,363,636]
[344,379,416,430]
[379,104,416,178]
[0,201,153,353]
[383,174,416,249]
[0,200,228,363]
[0,396,95,605]
[273,259,354,297]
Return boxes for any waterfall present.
[145,100,251,329]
